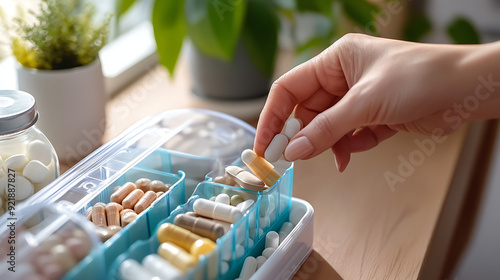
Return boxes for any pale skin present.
[254,33,500,172]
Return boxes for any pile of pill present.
[0,140,57,215]
[18,228,92,280]
[236,206,305,280]
[119,193,260,279]
[264,118,303,163]
[85,178,170,241]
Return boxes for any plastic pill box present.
[0,109,314,280]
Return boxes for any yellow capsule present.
[157,242,197,273]
[157,223,216,258]
[241,149,281,187]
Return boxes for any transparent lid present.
[0,90,38,135]
[14,109,256,211]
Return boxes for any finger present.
[350,125,397,153]
[284,85,365,161]
[254,46,346,156]
[331,133,352,172]
[294,89,341,126]
[254,61,322,156]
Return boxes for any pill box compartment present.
[0,109,314,279]
[0,203,101,280]
[107,160,295,280]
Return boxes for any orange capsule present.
[105,202,123,226]
[110,182,136,204]
[149,180,168,192]
[135,178,151,192]
[122,189,144,209]
[120,209,137,227]
[91,203,107,227]
[134,191,157,214]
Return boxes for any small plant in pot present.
[11,0,111,163]
[150,0,381,101]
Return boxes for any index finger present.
[254,59,323,156]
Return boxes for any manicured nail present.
[334,155,340,172]
[284,136,314,161]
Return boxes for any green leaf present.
[340,0,380,34]
[296,0,332,17]
[118,0,136,17]
[152,0,186,76]
[446,17,480,44]
[403,14,432,42]
[185,0,246,61]
[242,0,279,78]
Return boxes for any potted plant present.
[12,0,111,163]
[150,0,382,102]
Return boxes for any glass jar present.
[0,90,59,216]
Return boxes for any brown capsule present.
[174,213,226,241]
[184,212,231,233]
[135,178,152,192]
[121,211,138,227]
[91,203,107,227]
[156,191,165,198]
[149,180,168,192]
[105,202,123,226]
[134,191,157,214]
[122,189,144,209]
[110,182,136,204]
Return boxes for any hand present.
[255,33,500,171]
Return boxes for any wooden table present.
[62,52,469,280]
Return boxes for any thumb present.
[284,93,365,161]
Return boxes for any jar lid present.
[0,90,38,135]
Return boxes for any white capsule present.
[22,160,49,184]
[27,140,53,165]
[239,256,257,280]
[4,154,29,172]
[265,231,279,249]
[283,118,302,139]
[235,244,245,258]
[209,196,216,202]
[262,247,275,259]
[119,259,157,280]
[256,255,267,270]
[247,238,254,248]
[221,261,229,274]
[215,193,230,205]
[236,199,254,213]
[264,134,289,163]
[142,254,183,280]
[5,175,34,201]
[289,207,307,226]
[279,222,294,244]
[193,198,243,223]
[259,216,270,229]
[0,155,2,167]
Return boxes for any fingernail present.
[284,136,314,161]
[334,155,340,172]
[335,156,344,173]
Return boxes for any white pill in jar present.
[23,160,49,183]
[27,140,53,165]
[0,90,59,208]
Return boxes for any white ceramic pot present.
[17,58,107,163]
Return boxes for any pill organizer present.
[0,109,314,280]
